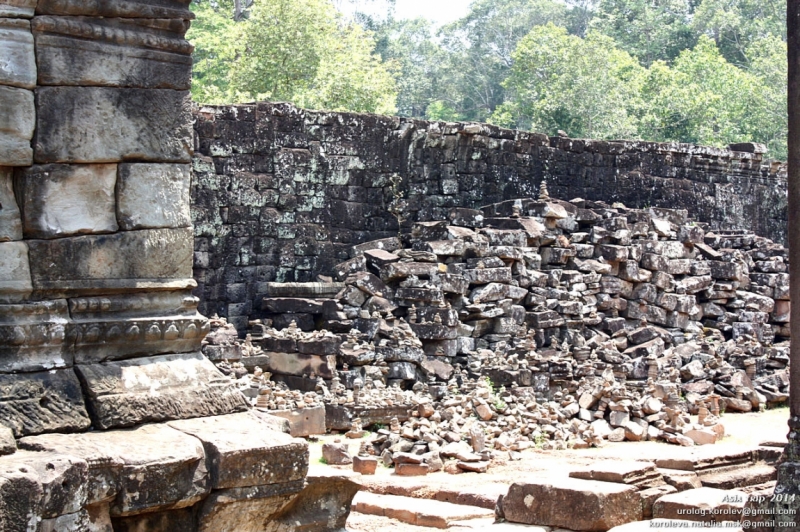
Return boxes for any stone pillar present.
[773,0,800,524]
[0,0,246,437]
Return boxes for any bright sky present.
[338,0,473,25]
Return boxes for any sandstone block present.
[652,487,746,522]
[22,423,209,517]
[0,299,72,372]
[0,426,15,456]
[168,411,308,490]
[0,18,35,88]
[268,405,326,438]
[36,0,194,18]
[502,477,642,531]
[27,227,194,297]
[354,455,378,475]
[0,240,31,302]
[34,87,192,163]
[0,450,88,517]
[0,167,22,241]
[33,16,192,89]
[0,368,90,437]
[75,352,248,430]
[0,460,42,531]
[196,481,304,532]
[17,164,118,239]
[262,351,337,379]
[0,85,34,165]
[40,510,92,532]
[0,0,36,18]
[107,507,194,532]
[116,163,191,230]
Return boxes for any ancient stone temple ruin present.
[0,1,798,531]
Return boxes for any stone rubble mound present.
[203,191,790,467]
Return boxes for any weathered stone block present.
[33,16,192,89]
[0,450,88,517]
[0,460,42,531]
[502,478,642,531]
[0,299,71,372]
[35,0,194,19]
[110,507,194,532]
[40,509,92,532]
[652,487,746,522]
[268,405,326,438]
[27,227,194,297]
[0,18,35,88]
[0,369,90,437]
[17,164,118,239]
[0,240,31,302]
[0,167,21,241]
[262,351,337,379]
[75,352,248,430]
[34,87,192,163]
[169,412,308,490]
[0,85,34,166]
[116,163,191,230]
[21,423,209,517]
[196,481,304,532]
[0,0,36,18]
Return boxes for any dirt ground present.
[306,407,791,531]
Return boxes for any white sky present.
[337,0,473,25]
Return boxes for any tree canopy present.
[188,0,788,159]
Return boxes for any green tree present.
[742,36,787,158]
[590,0,698,65]
[496,23,644,138]
[187,0,242,104]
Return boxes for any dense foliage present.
[188,0,787,159]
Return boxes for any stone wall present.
[192,103,788,331]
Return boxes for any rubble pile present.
[202,191,791,456]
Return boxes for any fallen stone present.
[502,477,642,531]
[74,352,248,430]
[652,487,746,522]
[354,455,378,475]
[322,442,352,465]
[267,405,326,438]
[396,463,429,476]
[353,491,493,528]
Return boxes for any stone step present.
[609,519,743,532]
[352,492,494,529]
[699,464,776,490]
[262,282,345,299]
[654,447,755,474]
[361,477,506,510]
[652,487,747,522]
[570,460,664,488]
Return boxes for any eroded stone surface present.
[502,477,642,531]
[0,450,88,517]
[27,227,194,297]
[17,164,118,239]
[0,241,31,303]
[0,0,37,18]
[0,167,22,241]
[34,86,192,164]
[196,481,304,532]
[0,460,42,531]
[0,369,90,437]
[117,163,191,230]
[168,411,308,489]
[0,300,70,372]
[75,352,248,430]
[0,18,35,89]
[0,85,34,166]
[35,0,194,19]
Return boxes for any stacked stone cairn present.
[205,190,790,472]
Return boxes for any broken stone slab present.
[0,18,35,88]
[322,442,352,465]
[639,485,678,518]
[267,405,326,438]
[0,167,22,241]
[20,423,210,516]
[354,491,494,528]
[659,468,703,491]
[34,86,192,164]
[32,16,192,90]
[261,351,337,379]
[74,352,248,430]
[116,163,191,230]
[652,487,746,522]
[17,164,119,239]
[195,480,305,532]
[501,477,642,531]
[0,85,34,166]
[570,461,664,488]
[0,458,43,531]
[0,368,90,437]
[0,450,88,518]
[262,297,326,314]
[324,404,411,431]
[699,464,776,490]
[27,227,195,297]
[654,448,754,474]
[167,411,308,490]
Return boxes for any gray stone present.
[262,472,361,531]
[262,351,338,379]
[0,85,34,166]
[34,86,192,164]
[116,163,191,230]
[27,227,195,297]
[0,300,72,373]
[0,167,22,241]
[0,241,31,302]
[0,368,91,437]
[196,481,304,532]
[74,352,249,430]
[33,16,192,90]
[35,0,194,19]
[0,0,36,18]
[111,507,195,532]
[0,459,42,532]
[0,450,88,517]
[17,164,118,239]
[168,411,308,489]
[0,18,34,88]
[40,510,91,532]
[0,426,14,456]
[21,423,210,516]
